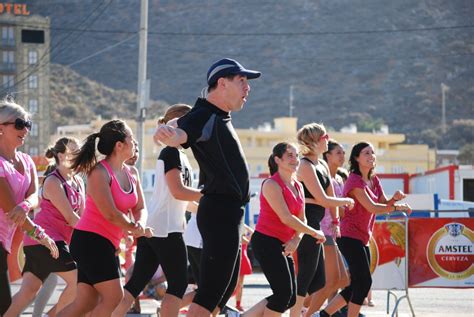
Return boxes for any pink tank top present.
[75,160,138,248]
[0,152,36,253]
[24,170,85,246]
[255,173,304,243]
[321,176,344,237]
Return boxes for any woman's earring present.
[0,131,3,135]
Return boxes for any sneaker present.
[236,305,245,312]
[368,299,375,307]
[225,310,240,317]
[310,311,329,317]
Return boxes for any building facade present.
[1,6,50,155]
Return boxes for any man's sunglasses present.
[1,118,33,131]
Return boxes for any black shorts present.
[23,241,76,282]
[70,229,120,285]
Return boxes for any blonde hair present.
[157,104,192,124]
[297,123,326,156]
[0,99,29,124]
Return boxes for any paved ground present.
[11,273,474,316]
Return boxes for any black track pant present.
[193,195,244,312]
[125,233,188,299]
[337,236,372,305]
[252,231,296,313]
[0,245,11,315]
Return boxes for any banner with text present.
[408,218,473,288]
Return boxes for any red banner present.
[408,218,473,288]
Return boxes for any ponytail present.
[71,132,100,175]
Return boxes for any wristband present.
[17,201,30,213]
[332,218,340,225]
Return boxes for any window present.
[22,30,44,44]
[30,123,38,136]
[28,75,38,88]
[2,26,14,45]
[29,147,39,156]
[2,75,14,88]
[28,50,38,64]
[391,166,405,173]
[28,99,38,113]
[2,51,14,63]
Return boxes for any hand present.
[310,230,326,244]
[39,235,59,259]
[345,198,355,210]
[144,227,154,238]
[394,203,412,215]
[125,235,134,249]
[130,222,145,237]
[7,205,28,226]
[153,125,177,144]
[332,223,341,238]
[392,190,406,202]
[283,236,301,256]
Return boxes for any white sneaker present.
[226,310,241,317]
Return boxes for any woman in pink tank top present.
[58,120,152,317]
[5,137,85,317]
[244,142,325,317]
[0,100,58,316]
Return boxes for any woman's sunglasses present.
[1,118,33,131]
[319,133,329,142]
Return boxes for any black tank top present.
[300,157,331,229]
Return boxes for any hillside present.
[14,0,474,149]
[49,64,166,129]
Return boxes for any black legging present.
[337,236,372,305]
[296,204,326,296]
[252,231,296,313]
[187,246,202,286]
[0,245,11,315]
[193,195,244,312]
[124,233,188,299]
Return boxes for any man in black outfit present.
[154,58,261,317]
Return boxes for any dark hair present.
[336,167,349,182]
[349,141,374,179]
[71,120,129,175]
[45,137,79,171]
[322,139,342,162]
[207,74,238,92]
[268,142,293,176]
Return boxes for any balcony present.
[0,62,15,73]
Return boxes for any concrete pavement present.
[10,272,474,316]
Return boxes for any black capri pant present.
[296,204,326,296]
[194,195,244,313]
[125,233,188,299]
[252,231,297,313]
[337,236,372,305]
[0,245,11,316]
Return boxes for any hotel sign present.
[0,3,30,15]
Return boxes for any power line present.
[1,0,114,96]
[67,33,137,67]
[4,22,474,36]
[0,0,109,95]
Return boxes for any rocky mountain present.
[9,0,474,150]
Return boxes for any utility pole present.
[136,0,148,175]
[289,85,295,117]
[441,83,449,134]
